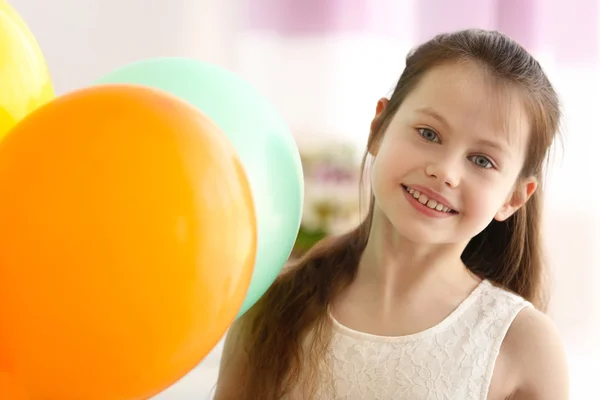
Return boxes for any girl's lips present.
[402,183,458,212]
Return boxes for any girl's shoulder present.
[464,279,533,322]
[481,279,531,304]
[500,303,569,399]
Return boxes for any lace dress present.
[289,279,531,399]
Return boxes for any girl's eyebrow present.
[415,107,450,130]
[416,106,511,154]
[476,138,509,155]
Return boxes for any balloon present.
[0,1,54,139]
[0,85,256,400]
[96,58,304,318]
[0,372,27,400]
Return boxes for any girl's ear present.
[368,98,389,157]
[494,177,537,221]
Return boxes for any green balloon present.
[95,58,303,318]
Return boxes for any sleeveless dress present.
[295,279,532,399]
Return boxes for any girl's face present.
[369,61,537,245]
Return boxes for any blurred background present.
[12,0,598,398]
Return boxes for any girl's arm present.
[507,307,570,399]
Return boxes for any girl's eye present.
[469,155,493,169]
[417,128,440,143]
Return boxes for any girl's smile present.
[401,184,457,218]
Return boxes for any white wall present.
[12,0,240,94]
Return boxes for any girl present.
[215,29,569,399]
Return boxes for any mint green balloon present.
[95,58,303,318]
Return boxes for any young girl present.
[215,29,569,399]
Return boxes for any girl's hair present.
[236,29,561,399]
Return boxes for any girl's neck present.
[354,208,479,311]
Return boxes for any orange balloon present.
[0,371,28,400]
[0,85,256,399]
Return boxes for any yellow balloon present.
[0,1,54,139]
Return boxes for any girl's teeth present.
[405,185,453,213]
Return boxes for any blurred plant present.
[292,141,363,257]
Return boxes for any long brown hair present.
[235,29,561,399]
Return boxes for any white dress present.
[303,279,531,399]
